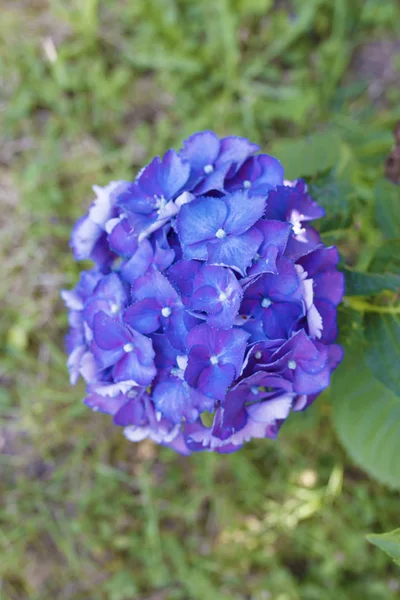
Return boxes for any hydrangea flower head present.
[62,131,344,454]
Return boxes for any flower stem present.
[344,297,400,314]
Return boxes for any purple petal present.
[246,394,293,423]
[108,218,138,257]
[132,268,180,305]
[70,216,102,261]
[193,162,232,195]
[257,220,292,256]
[124,299,161,334]
[313,271,345,306]
[84,392,128,416]
[314,299,337,343]
[190,285,221,315]
[120,239,153,284]
[113,395,148,427]
[294,363,330,395]
[113,351,156,386]
[91,340,124,369]
[197,362,235,401]
[67,345,86,385]
[167,259,202,302]
[217,136,260,169]
[327,344,344,370]
[261,302,303,339]
[153,380,212,423]
[136,156,164,197]
[89,181,121,227]
[298,246,340,276]
[285,226,321,260]
[93,311,131,350]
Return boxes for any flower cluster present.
[62,131,344,454]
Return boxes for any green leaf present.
[367,529,400,566]
[365,314,400,397]
[268,131,342,180]
[332,349,400,489]
[369,240,400,275]
[343,267,400,296]
[375,180,400,240]
[309,175,353,217]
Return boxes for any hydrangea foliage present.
[62,131,344,454]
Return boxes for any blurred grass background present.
[1,1,400,598]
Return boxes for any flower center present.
[215,228,226,239]
[204,164,214,174]
[110,302,119,314]
[123,343,134,353]
[254,351,262,360]
[261,297,272,308]
[154,195,167,211]
[161,306,172,317]
[210,355,219,365]
[288,359,297,370]
[292,221,304,236]
[243,180,251,189]
[218,291,228,302]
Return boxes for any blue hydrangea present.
[62,131,344,454]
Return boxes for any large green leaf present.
[367,529,400,566]
[375,180,400,240]
[309,174,354,233]
[332,350,400,489]
[365,314,400,397]
[269,131,342,180]
[369,240,400,275]
[343,267,400,296]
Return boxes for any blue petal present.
[179,130,220,172]
[207,227,262,276]
[153,380,197,423]
[159,149,190,199]
[224,191,265,235]
[177,196,228,251]
[120,239,153,284]
[197,362,235,401]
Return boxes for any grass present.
[1,0,400,598]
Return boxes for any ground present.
[1,1,400,599]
